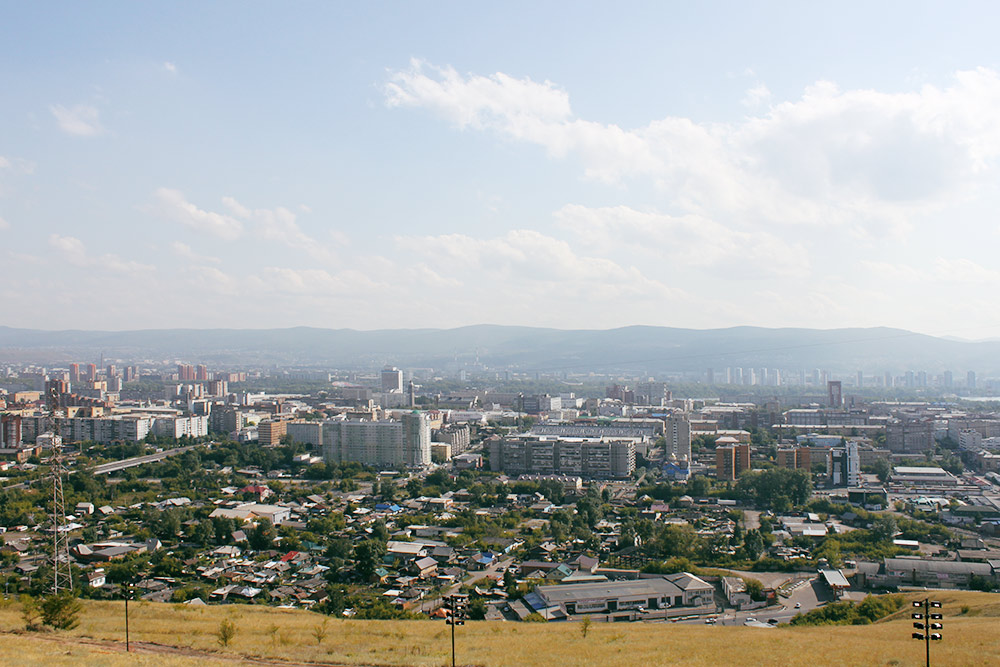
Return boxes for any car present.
[767,619,778,625]
[704,618,717,624]
[746,617,757,623]
[794,602,801,609]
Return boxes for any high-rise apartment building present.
[776,446,811,471]
[322,412,430,469]
[258,418,288,446]
[828,380,842,408]
[716,443,751,481]
[664,415,691,460]
[488,437,635,479]
[829,441,860,487]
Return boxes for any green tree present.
[872,458,891,484]
[743,578,764,602]
[742,529,766,560]
[355,539,387,580]
[40,592,83,630]
[248,518,276,551]
[870,515,898,543]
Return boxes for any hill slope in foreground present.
[2,592,1000,666]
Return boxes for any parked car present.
[794,602,801,609]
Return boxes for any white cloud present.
[164,61,177,74]
[222,196,335,260]
[385,63,1000,236]
[50,104,104,136]
[170,241,221,264]
[154,188,244,240]
[0,216,8,230]
[396,228,687,304]
[741,83,771,108]
[48,234,153,274]
[0,156,10,169]
[554,204,809,277]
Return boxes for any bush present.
[790,594,903,626]
[217,618,236,647]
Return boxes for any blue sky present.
[4,2,1000,335]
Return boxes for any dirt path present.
[0,631,381,667]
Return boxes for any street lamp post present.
[911,599,943,667]
[444,593,468,667]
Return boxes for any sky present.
[4,2,1000,336]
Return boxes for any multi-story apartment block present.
[715,443,750,481]
[886,419,934,454]
[22,415,152,444]
[776,446,812,471]
[829,441,860,487]
[433,423,472,454]
[487,437,635,479]
[381,366,403,393]
[286,420,323,447]
[322,412,430,469]
[152,415,209,439]
[664,415,691,460]
[258,418,289,447]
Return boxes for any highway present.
[90,444,200,475]
[3,443,202,489]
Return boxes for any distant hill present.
[0,324,997,373]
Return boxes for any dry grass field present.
[2,591,999,666]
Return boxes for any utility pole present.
[444,593,468,667]
[911,598,943,667]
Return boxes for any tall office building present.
[968,370,977,390]
[69,363,80,384]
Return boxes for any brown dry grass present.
[1,592,999,666]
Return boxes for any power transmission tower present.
[46,381,73,593]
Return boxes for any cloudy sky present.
[4,2,1000,336]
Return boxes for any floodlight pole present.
[911,598,942,667]
[125,586,130,652]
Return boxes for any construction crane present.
[45,379,73,593]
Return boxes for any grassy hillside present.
[2,592,1000,666]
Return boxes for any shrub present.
[217,618,236,647]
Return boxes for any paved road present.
[90,445,200,475]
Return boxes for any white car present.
[794,603,802,609]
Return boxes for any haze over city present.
[4,3,1000,337]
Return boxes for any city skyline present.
[5,4,1000,336]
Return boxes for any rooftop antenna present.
[46,381,73,593]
